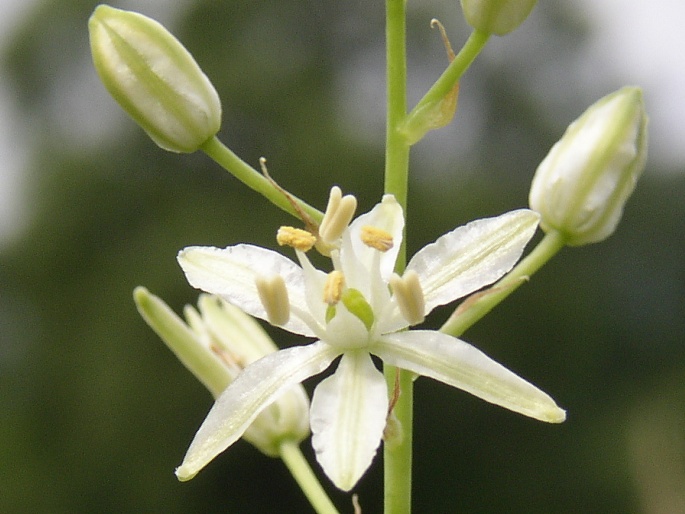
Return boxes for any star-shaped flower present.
[175,189,565,490]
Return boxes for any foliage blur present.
[1,1,683,512]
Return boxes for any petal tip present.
[543,406,567,424]
[175,464,197,482]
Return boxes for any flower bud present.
[529,87,648,246]
[89,5,221,153]
[134,288,310,456]
[460,0,537,36]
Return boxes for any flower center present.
[322,269,375,332]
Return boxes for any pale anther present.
[323,270,345,305]
[360,225,394,252]
[389,270,425,325]
[276,226,317,252]
[255,275,291,326]
[318,186,358,243]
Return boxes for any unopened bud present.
[529,87,648,246]
[89,5,221,153]
[460,0,537,36]
[134,288,309,457]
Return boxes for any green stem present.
[279,440,340,514]
[200,136,323,223]
[384,1,412,513]
[407,30,489,123]
[383,0,409,216]
[440,230,567,337]
[384,367,414,514]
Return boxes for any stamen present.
[360,225,394,252]
[323,270,345,305]
[318,186,358,243]
[389,270,425,325]
[255,275,290,326]
[276,226,317,252]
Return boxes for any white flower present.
[175,189,565,490]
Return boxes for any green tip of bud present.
[529,86,648,246]
[89,4,221,153]
[460,0,538,36]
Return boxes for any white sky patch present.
[338,1,685,174]
[0,0,40,245]
[0,1,190,247]
[575,0,685,170]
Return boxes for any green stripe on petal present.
[176,341,339,481]
[406,209,539,315]
[310,351,389,491]
[375,331,565,423]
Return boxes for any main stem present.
[383,1,412,513]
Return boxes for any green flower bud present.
[134,288,310,457]
[529,87,648,246]
[89,5,221,153]
[460,0,537,36]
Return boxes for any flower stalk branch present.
[441,230,566,337]
[201,137,323,223]
[279,441,341,514]
[407,29,489,128]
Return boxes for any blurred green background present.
[1,1,683,512]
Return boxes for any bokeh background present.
[1,1,684,512]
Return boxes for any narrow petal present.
[375,331,565,423]
[406,209,539,314]
[178,245,316,336]
[295,249,329,329]
[310,351,389,491]
[176,341,339,481]
[343,195,404,287]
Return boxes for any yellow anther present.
[323,270,345,305]
[360,225,394,252]
[318,186,358,244]
[389,270,425,325]
[276,226,317,252]
[255,275,291,326]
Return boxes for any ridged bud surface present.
[89,5,221,152]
